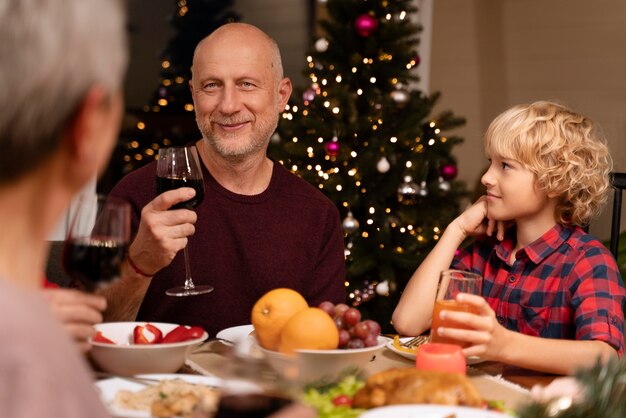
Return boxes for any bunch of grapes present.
[318,301,382,349]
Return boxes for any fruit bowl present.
[89,322,207,376]
[255,336,388,384]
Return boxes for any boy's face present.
[481,153,556,225]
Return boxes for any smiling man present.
[105,23,346,338]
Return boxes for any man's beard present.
[196,115,278,159]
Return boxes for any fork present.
[401,334,430,349]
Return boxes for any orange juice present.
[430,299,478,347]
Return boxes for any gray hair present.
[0,0,128,183]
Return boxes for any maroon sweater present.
[110,159,346,337]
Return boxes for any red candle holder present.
[415,342,466,374]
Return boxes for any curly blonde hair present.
[483,101,613,226]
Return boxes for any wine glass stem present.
[182,245,195,290]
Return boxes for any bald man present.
[105,23,346,337]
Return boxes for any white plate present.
[386,337,485,365]
[360,404,508,418]
[95,373,260,418]
[216,324,255,345]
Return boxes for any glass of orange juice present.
[430,269,483,347]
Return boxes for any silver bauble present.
[376,280,390,296]
[315,37,329,52]
[437,176,451,192]
[390,89,410,106]
[377,156,390,173]
[397,176,419,205]
[342,211,360,234]
[418,180,429,197]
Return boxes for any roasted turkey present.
[353,367,483,409]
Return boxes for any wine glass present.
[62,194,130,291]
[156,145,213,296]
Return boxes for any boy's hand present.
[434,293,511,360]
[454,196,506,241]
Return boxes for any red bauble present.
[441,163,458,181]
[326,141,340,157]
[354,14,379,37]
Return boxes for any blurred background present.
[122,0,626,239]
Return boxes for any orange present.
[278,307,339,354]
[251,288,309,350]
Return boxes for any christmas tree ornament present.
[437,176,451,192]
[418,180,429,197]
[342,211,360,234]
[390,82,410,107]
[377,156,391,173]
[344,240,353,258]
[325,137,340,157]
[302,88,316,102]
[390,87,410,107]
[397,175,419,204]
[375,280,389,296]
[354,13,379,37]
[315,37,329,52]
[441,163,458,181]
[270,132,281,144]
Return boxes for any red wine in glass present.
[63,238,127,291]
[63,194,130,291]
[156,145,213,297]
[156,177,205,209]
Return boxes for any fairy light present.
[163,79,172,86]
[369,207,375,214]
[137,122,145,130]
[352,67,357,73]
[323,101,330,108]
[357,89,363,95]
[367,219,373,225]
[428,139,435,146]
[336,75,342,82]
[336,185,342,191]
[369,77,377,83]
[184,104,194,111]
[406,161,413,168]
[351,151,357,158]
[400,11,407,19]
[390,136,398,143]
[292,137,298,143]
[161,60,170,69]
[158,99,168,106]
[332,107,340,114]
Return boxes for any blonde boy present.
[393,101,625,375]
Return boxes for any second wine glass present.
[156,145,213,297]
[62,194,130,292]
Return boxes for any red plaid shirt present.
[451,224,625,356]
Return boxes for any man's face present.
[190,32,291,160]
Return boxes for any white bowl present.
[89,321,208,376]
[257,336,388,384]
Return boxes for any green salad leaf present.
[302,375,365,418]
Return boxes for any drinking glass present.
[62,194,130,291]
[156,145,213,296]
[430,269,483,347]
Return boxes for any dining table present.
[182,339,561,412]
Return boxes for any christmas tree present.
[269,0,467,331]
[100,0,238,193]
